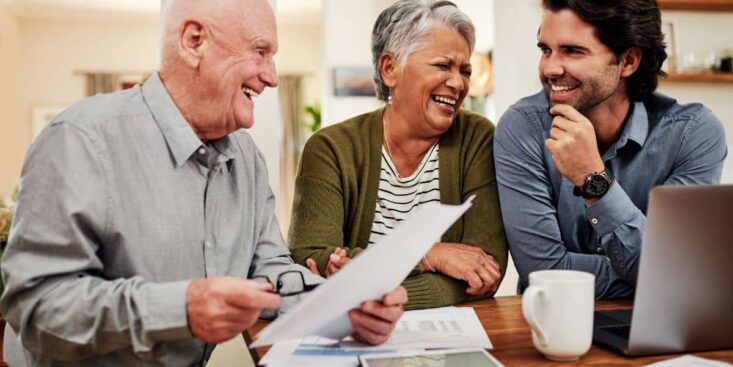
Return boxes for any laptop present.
[593,184,733,356]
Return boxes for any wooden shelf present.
[662,71,733,83]
[658,0,733,12]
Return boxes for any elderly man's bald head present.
[160,0,275,66]
[158,0,278,141]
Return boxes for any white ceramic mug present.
[521,270,595,361]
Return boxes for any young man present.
[495,0,727,299]
[0,0,406,365]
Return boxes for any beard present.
[542,60,622,114]
[543,76,618,115]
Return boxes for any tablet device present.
[359,348,504,367]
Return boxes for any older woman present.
[288,0,507,310]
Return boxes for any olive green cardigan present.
[288,108,507,310]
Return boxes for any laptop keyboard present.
[601,325,631,339]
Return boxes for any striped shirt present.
[369,142,441,245]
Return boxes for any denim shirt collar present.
[605,101,649,160]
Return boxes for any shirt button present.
[597,247,604,254]
[198,147,206,155]
[205,241,212,248]
[591,218,599,225]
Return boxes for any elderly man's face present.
[200,0,278,135]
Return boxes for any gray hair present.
[371,0,476,101]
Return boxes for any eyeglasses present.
[252,270,319,297]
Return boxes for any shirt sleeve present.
[287,133,361,274]
[495,107,634,299]
[248,148,324,319]
[0,121,192,360]
[585,108,727,288]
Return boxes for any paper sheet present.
[340,306,492,350]
[644,355,733,367]
[260,307,492,366]
[251,197,475,347]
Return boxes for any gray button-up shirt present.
[495,91,727,299]
[0,72,321,366]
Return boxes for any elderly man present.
[0,0,407,365]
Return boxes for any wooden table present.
[245,296,733,366]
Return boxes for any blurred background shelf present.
[663,72,733,83]
[659,0,733,12]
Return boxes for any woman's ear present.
[379,53,399,88]
[619,47,642,78]
[178,20,209,69]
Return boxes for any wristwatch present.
[573,168,615,199]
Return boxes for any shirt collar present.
[142,72,206,166]
[616,100,650,150]
[211,135,237,162]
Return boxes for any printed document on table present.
[251,196,475,347]
[643,355,733,367]
[260,307,492,366]
[340,306,492,350]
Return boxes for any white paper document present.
[259,306,492,366]
[251,197,475,347]
[644,355,733,367]
[340,306,492,350]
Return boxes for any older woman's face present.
[392,25,471,136]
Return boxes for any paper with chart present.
[251,196,475,347]
[340,306,492,350]
[260,306,492,366]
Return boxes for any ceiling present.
[1,0,322,23]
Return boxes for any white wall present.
[493,0,543,118]
[18,18,160,116]
[321,0,382,126]
[276,21,323,109]
[0,6,22,198]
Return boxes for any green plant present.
[304,103,322,133]
[0,202,12,245]
[0,187,17,296]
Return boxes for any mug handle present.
[522,285,549,347]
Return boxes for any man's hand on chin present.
[348,286,408,345]
[545,104,605,187]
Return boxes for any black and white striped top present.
[368,143,441,245]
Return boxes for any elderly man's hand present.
[348,286,408,345]
[186,277,282,343]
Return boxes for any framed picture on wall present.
[332,67,376,97]
[31,105,66,142]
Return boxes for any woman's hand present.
[425,243,501,296]
[306,247,351,277]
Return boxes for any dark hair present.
[543,0,667,101]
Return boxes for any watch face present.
[586,175,611,197]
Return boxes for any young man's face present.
[537,9,624,114]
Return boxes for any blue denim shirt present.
[495,91,727,299]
